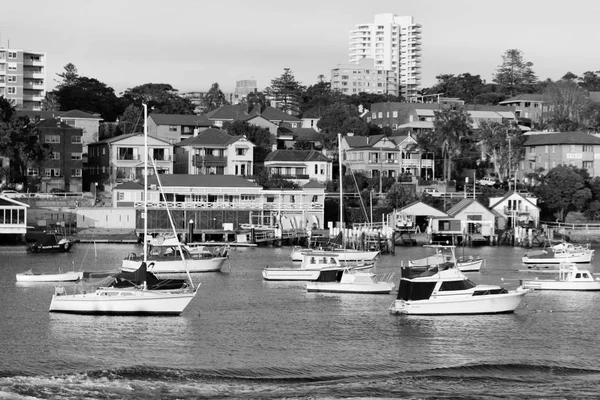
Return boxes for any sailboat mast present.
[143,104,148,265]
[338,133,343,243]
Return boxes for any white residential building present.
[0,48,46,110]
[349,13,422,98]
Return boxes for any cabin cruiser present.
[263,251,372,281]
[306,267,394,294]
[390,247,527,315]
[521,263,600,291]
[522,242,594,264]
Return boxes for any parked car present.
[1,190,20,198]
[477,177,499,187]
[423,188,442,197]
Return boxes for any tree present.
[264,68,306,115]
[300,81,341,117]
[243,90,268,114]
[581,102,600,132]
[118,104,144,134]
[121,83,195,115]
[0,98,51,186]
[223,120,272,162]
[317,102,369,148]
[203,82,230,112]
[578,71,600,91]
[533,165,591,222]
[385,183,416,209]
[54,75,125,121]
[478,120,524,180]
[493,49,538,96]
[425,73,487,103]
[55,63,79,88]
[542,80,589,131]
[429,108,472,181]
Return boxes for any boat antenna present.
[150,160,195,289]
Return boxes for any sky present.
[2,0,600,95]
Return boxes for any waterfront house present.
[87,133,173,191]
[445,198,496,243]
[31,118,83,193]
[340,133,434,180]
[488,191,540,230]
[0,195,28,241]
[521,132,600,180]
[173,128,255,176]
[147,113,213,144]
[390,200,448,232]
[263,150,332,184]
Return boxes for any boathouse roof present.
[146,174,260,188]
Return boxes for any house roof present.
[149,113,212,126]
[147,174,260,188]
[344,134,412,150]
[114,181,144,190]
[0,197,29,207]
[396,200,448,217]
[35,118,79,129]
[397,121,434,129]
[92,132,171,145]
[303,180,325,189]
[523,132,600,146]
[60,109,103,119]
[264,150,329,163]
[176,128,244,147]
[205,104,301,123]
[499,94,544,104]
[446,198,489,217]
[488,191,540,210]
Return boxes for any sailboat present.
[49,104,198,315]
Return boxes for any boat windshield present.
[439,279,476,291]
[397,280,436,301]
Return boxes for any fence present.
[542,221,600,232]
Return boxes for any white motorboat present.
[390,246,528,315]
[49,104,198,316]
[521,263,600,291]
[306,267,395,294]
[408,245,484,272]
[522,242,594,264]
[290,245,379,265]
[122,243,228,274]
[16,269,83,282]
[49,263,196,315]
[263,251,372,281]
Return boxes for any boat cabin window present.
[439,279,476,291]
[398,280,436,301]
[576,273,581,278]
[582,273,589,278]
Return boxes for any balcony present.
[194,155,227,167]
[526,153,536,161]
[504,206,531,215]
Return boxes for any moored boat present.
[27,234,73,253]
[521,263,600,291]
[408,245,484,272]
[263,251,372,281]
[122,243,228,274]
[16,269,83,282]
[306,267,395,294]
[390,246,527,315]
[290,245,379,265]
[522,243,594,264]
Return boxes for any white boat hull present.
[262,269,322,281]
[16,271,83,282]
[389,289,527,315]
[122,257,227,274]
[291,248,379,263]
[522,249,594,264]
[49,287,197,315]
[307,281,394,294]
[522,280,600,291]
[457,258,483,272]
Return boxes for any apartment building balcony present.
[23,70,44,79]
[23,81,45,90]
[23,93,44,102]
[193,155,227,167]
[23,58,45,67]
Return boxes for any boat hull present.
[457,258,483,272]
[389,290,527,315]
[16,271,83,282]
[122,257,227,274]
[49,287,196,315]
[522,280,600,291]
[262,269,322,281]
[306,281,394,294]
[522,250,594,264]
[291,248,379,263]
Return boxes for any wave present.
[2,363,600,399]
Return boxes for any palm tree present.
[432,108,472,181]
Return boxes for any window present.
[583,161,593,170]
[8,63,17,71]
[50,152,60,160]
[378,112,383,118]
[71,169,82,177]
[393,111,398,117]
[169,125,177,132]
[62,119,76,126]
[7,75,16,83]
[71,153,82,160]
[583,145,593,152]
[27,168,38,176]
[236,147,247,156]
[71,136,82,144]
[214,120,223,127]
[8,52,16,59]
[45,168,61,177]
[117,192,125,201]
[45,135,60,143]
[7,87,16,94]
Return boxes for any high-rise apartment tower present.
[349,13,421,99]
[0,48,46,111]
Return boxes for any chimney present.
[193,128,199,137]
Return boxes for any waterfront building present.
[111,174,326,236]
[489,191,540,230]
[331,58,398,96]
[87,133,173,191]
[173,128,255,176]
[349,13,422,98]
[147,113,213,144]
[340,133,434,180]
[30,119,83,193]
[0,48,46,111]
[521,132,600,180]
[264,150,332,184]
[0,196,28,240]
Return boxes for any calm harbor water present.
[1,242,600,399]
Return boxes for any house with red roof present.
[147,113,214,144]
[264,150,332,184]
[173,128,255,176]
[521,132,600,179]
